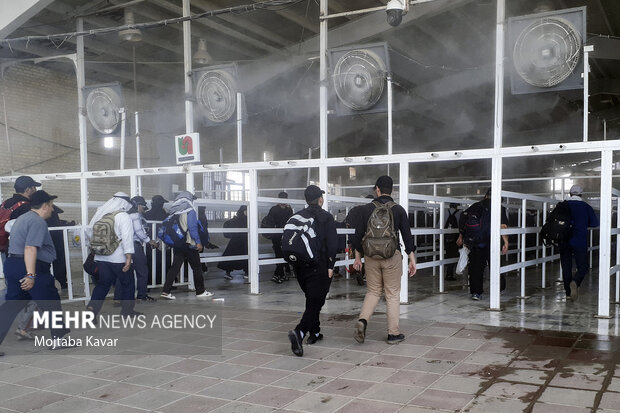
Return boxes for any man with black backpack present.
[457,187,509,301]
[262,191,293,284]
[284,185,337,357]
[444,203,460,281]
[558,185,599,300]
[352,176,417,345]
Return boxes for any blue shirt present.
[566,196,599,249]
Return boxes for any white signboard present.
[175,133,200,164]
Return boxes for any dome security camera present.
[386,0,408,27]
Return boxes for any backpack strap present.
[1,200,27,214]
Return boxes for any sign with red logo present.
[175,133,200,164]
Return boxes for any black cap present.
[304,185,325,202]
[14,176,41,192]
[278,191,288,199]
[131,196,148,209]
[374,175,393,193]
[152,195,169,204]
[30,190,57,206]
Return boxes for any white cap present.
[569,185,583,195]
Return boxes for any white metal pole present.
[583,46,593,142]
[120,108,126,169]
[237,92,243,163]
[399,161,409,303]
[249,169,260,294]
[616,197,620,303]
[432,184,437,276]
[183,0,194,135]
[439,201,445,293]
[489,0,505,311]
[542,202,547,288]
[130,175,138,198]
[597,149,613,318]
[387,74,393,156]
[76,17,90,300]
[319,0,328,210]
[135,111,142,194]
[519,198,526,298]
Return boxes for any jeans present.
[359,251,402,335]
[560,244,589,296]
[163,248,205,295]
[294,264,332,335]
[0,257,69,344]
[114,243,149,300]
[89,261,135,316]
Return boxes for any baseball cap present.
[570,185,583,195]
[374,175,393,193]
[304,185,325,203]
[131,196,148,209]
[30,190,57,205]
[14,176,41,192]
[278,191,288,199]
[152,195,169,204]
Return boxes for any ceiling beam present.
[250,0,318,33]
[148,0,288,56]
[0,0,54,39]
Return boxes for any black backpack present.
[445,209,459,242]
[541,201,572,246]
[260,214,276,240]
[281,209,320,266]
[463,202,491,248]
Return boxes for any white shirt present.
[95,212,135,263]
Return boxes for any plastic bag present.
[456,246,469,275]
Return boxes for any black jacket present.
[267,203,293,244]
[2,194,31,220]
[352,195,416,255]
[302,204,338,270]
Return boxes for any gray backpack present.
[362,201,399,259]
[90,212,121,255]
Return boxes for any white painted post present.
[120,108,126,169]
[319,0,328,210]
[182,0,194,135]
[489,0,505,311]
[186,171,195,291]
[542,202,547,288]
[439,201,445,293]
[597,149,612,318]
[249,169,260,294]
[519,198,527,298]
[400,161,409,303]
[237,92,243,163]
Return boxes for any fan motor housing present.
[192,63,244,127]
[508,7,586,95]
[83,82,125,136]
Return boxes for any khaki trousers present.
[359,250,402,335]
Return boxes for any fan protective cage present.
[333,49,386,111]
[195,68,238,124]
[84,83,124,135]
[508,7,585,94]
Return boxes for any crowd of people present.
[0,173,600,356]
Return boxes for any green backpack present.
[90,212,121,255]
[362,201,399,259]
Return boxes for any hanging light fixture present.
[194,38,213,65]
[119,9,142,42]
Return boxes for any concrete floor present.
[1,263,620,412]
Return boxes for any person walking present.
[144,195,170,285]
[160,192,213,300]
[444,203,460,281]
[352,176,417,345]
[265,191,293,283]
[560,185,599,300]
[286,185,337,357]
[218,205,249,280]
[457,187,509,301]
[0,190,73,355]
[86,192,138,316]
[129,196,158,302]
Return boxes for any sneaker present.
[272,275,283,284]
[386,333,405,344]
[224,272,233,280]
[160,292,176,300]
[569,281,578,301]
[137,295,156,302]
[307,333,323,345]
[243,273,249,280]
[354,319,367,343]
[288,329,304,357]
[15,329,34,340]
[196,291,214,298]
[471,293,481,301]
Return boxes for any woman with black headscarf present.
[218,205,248,280]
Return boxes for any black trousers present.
[294,264,332,335]
[468,245,505,295]
[163,248,205,295]
[560,244,589,296]
[272,239,290,277]
[445,239,459,277]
